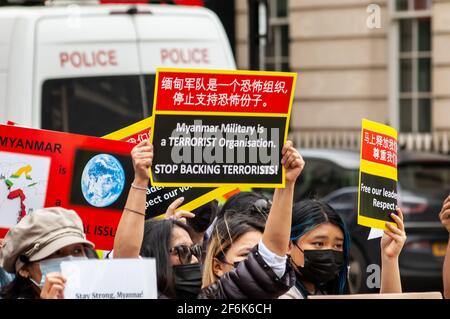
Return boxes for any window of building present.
[393,0,432,133]
[264,0,290,71]
[42,75,155,137]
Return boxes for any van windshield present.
[42,75,155,137]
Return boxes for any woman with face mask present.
[201,212,268,294]
[199,141,304,299]
[0,207,96,299]
[280,200,407,298]
[113,140,202,299]
[138,218,202,299]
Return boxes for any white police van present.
[0,0,236,136]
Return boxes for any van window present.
[42,75,156,137]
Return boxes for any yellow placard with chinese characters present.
[357,119,398,230]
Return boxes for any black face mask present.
[173,263,202,299]
[293,247,344,287]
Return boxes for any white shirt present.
[257,239,287,278]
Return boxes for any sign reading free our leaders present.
[358,119,399,230]
[150,68,297,188]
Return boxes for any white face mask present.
[29,255,87,289]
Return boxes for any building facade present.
[235,0,450,153]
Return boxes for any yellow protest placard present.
[357,119,398,230]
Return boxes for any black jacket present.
[198,247,295,299]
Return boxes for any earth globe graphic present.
[81,154,125,207]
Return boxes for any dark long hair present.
[290,200,351,295]
[218,191,270,220]
[139,219,194,299]
[187,200,219,233]
[0,273,36,299]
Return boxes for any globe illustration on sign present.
[81,154,125,207]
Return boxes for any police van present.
[0,0,236,136]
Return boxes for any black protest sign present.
[103,117,235,218]
[150,68,297,188]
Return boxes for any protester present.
[113,140,202,299]
[198,140,304,299]
[278,200,350,298]
[201,211,265,288]
[439,195,450,299]
[280,200,407,298]
[0,207,95,299]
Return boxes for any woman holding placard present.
[280,201,407,298]
[0,207,97,299]
[114,140,203,299]
[199,141,304,299]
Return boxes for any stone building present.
[235,0,450,153]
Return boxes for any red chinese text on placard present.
[361,129,397,168]
[155,71,295,114]
[121,128,151,145]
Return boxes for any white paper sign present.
[61,258,157,299]
[368,227,384,240]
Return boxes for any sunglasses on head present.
[251,198,272,216]
[169,244,202,264]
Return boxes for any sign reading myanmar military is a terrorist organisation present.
[358,119,399,230]
[103,118,235,218]
[150,68,297,188]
